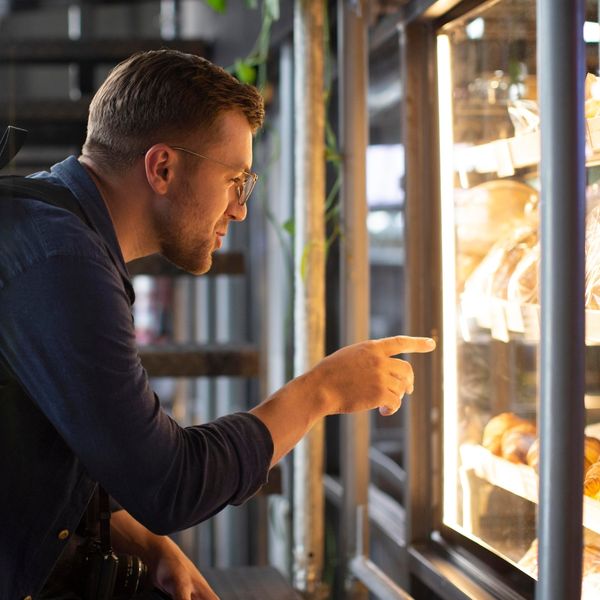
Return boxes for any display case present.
[401,0,597,598]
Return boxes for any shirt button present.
[57,529,70,540]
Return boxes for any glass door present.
[437,0,600,594]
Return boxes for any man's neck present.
[78,156,158,263]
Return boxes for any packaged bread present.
[463,226,538,303]
[490,229,538,300]
[456,180,537,258]
[500,422,536,463]
[507,243,539,305]
[455,180,538,290]
[482,412,524,456]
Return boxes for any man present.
[0,50,435,599]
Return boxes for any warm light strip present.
[437,34,459,524]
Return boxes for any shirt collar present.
[35,156,135,303]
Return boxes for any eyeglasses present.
[171,145,258,206]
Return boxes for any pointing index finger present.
[374,335,436,356]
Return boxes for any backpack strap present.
[0,175,135,304]
[0,126,27,170]
[0,176,92,229]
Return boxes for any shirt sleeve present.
[0,253,274,534]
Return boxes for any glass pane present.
[438,0,540,572]
[439,1,600,592]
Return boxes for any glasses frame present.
[171,145,258,206]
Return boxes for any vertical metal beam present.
[402,19,439,552]
[536,1,586,599]
[337,0,370,598]
[266,39,295,579]
[293,1,326,596]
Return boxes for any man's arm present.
[111,510,219,600]
[251,336,435,467]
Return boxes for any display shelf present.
[454,115,600,177]
[460,443,600,534]
[460,444,538,503]
[459,295,600,345]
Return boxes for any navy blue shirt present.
[0,157,273,598]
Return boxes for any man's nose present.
[227,195,248,221]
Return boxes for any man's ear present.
[144,144,176,195]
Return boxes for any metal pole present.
[350,556,413,600]
[293,1,326,597]
[536,1,586,599]
[337,0,370,598]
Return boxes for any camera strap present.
[98,486,113,555]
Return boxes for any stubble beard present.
[155,177,216,275]
[155,205,215,276]
[161,234,214,275]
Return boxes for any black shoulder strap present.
[0,176,92,229]
[0,175,135,306]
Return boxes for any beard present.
[161,234,214,275]
[154,179,216,275]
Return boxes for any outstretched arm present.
[250,335,435,467]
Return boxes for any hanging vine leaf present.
[245,0,259,8]
[282,218,295,237]
[265,0,280,20]
[234,59,257,84]
[205,0,227,13]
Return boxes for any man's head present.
[82,50,264,274]
[83,49,264,170]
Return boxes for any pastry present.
[501,422,537,464]
[526,438,539,472]
[526,437,598,476]
[586,437,600,466]
[482,412,524,456]
[585,460,600,498]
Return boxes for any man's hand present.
[152,541,219,600]
[251,335,435,466]
[309,336,436,417]
[110,510,219,599]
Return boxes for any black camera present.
[80,538,149,600]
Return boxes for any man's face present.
[156,110,253,275]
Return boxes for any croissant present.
[482,412,524,456]
[584,460,600,499]
[526,438,539,472]
[527,437,597,477]
[585,436,600,466]
[501,422,537,464]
